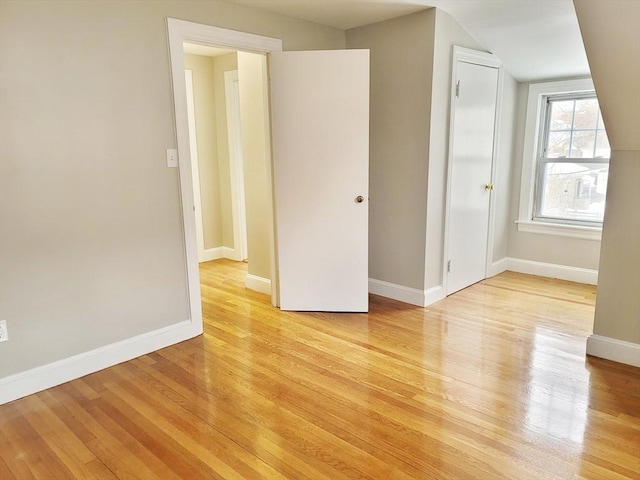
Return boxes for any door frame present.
[166,18,282,330]
[224,69,249,262]
[442,46,503,295]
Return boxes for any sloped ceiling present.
[573,0,640,151]
[224,0,589,82]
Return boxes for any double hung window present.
[535,93,610,226]
[517,79,608,239]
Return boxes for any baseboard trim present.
[0,319,201,405]
[201,247,223,262]
[486,257,508,278]
[506,257,598,285]
[201,247,246,262]
[423,285,445,307]
[368,279,444,307]
[222,246,243,261]
[245,274,271,295]
[586,334,640,367]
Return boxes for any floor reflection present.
[525,326,590,445]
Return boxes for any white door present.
[270,50,370,312]
[446,59,499,295]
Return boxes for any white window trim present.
[517,78,602,241]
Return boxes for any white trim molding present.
[245,274,271,295]
[486,257,509,278]
[368,279,445,307]
[201,247,223,262]
[199,247,248,263]
[507,257,598,285]
[0,320,199,405]
[587,335,640,367]
[516,220,602,241]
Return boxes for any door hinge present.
[447,259,451,273]
[455,80,460,98]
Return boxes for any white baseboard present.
[201,247,223,262]
[0,319,201,405]
[486,257,508,278]
[368,278,444,307]
[423,285,445,307]
[245,274,271,295]
[586,334,640,367]
[506,257,598,285]
[201,247,246,262]
[222,246,243,261]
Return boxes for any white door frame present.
[224,70,249,262]
[166,18,282,329]
[442,46,503,294]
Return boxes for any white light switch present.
[167,149,178,168]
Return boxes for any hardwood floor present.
[1,259,638,479]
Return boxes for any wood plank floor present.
[1,259,639,479]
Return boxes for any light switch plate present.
[167,149,178,168]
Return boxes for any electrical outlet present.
[0,320,8,342]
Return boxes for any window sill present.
[516,220,602,241]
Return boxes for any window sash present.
[534,162,608,226]
[533,92,609,227]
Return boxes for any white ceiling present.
[224,0,590,82]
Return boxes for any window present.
[535,94,610,225]
[517,79,607,240]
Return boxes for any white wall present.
[213,53,239,249]
[184,53,223,250]
[237,52,273,281]
[0,0,344,380]
[574,0,640,358]
[492,71,518,266]
[347,9,513,301]
[593,151,640,343]
[346,10,435,291]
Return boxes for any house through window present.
[535,93,610,226]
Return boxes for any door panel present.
[447,61,499,295]
[270,50,369,312]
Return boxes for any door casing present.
[167,18,282,332]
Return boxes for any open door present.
[270,50,370,312]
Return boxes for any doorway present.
[167,19,281,333]
[184,48,248,265]
[444,47,503,295]
[168,19,371,326]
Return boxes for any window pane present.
[595,129,611,158]
[538,162,608,223]
[549,100,574,130]
[546,131,571,158]
[573,98,598,129]
[570,130,596,158]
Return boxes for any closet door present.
[446,49,501,295]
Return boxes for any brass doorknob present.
[356,195,365,203]
[484,183,494,191]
